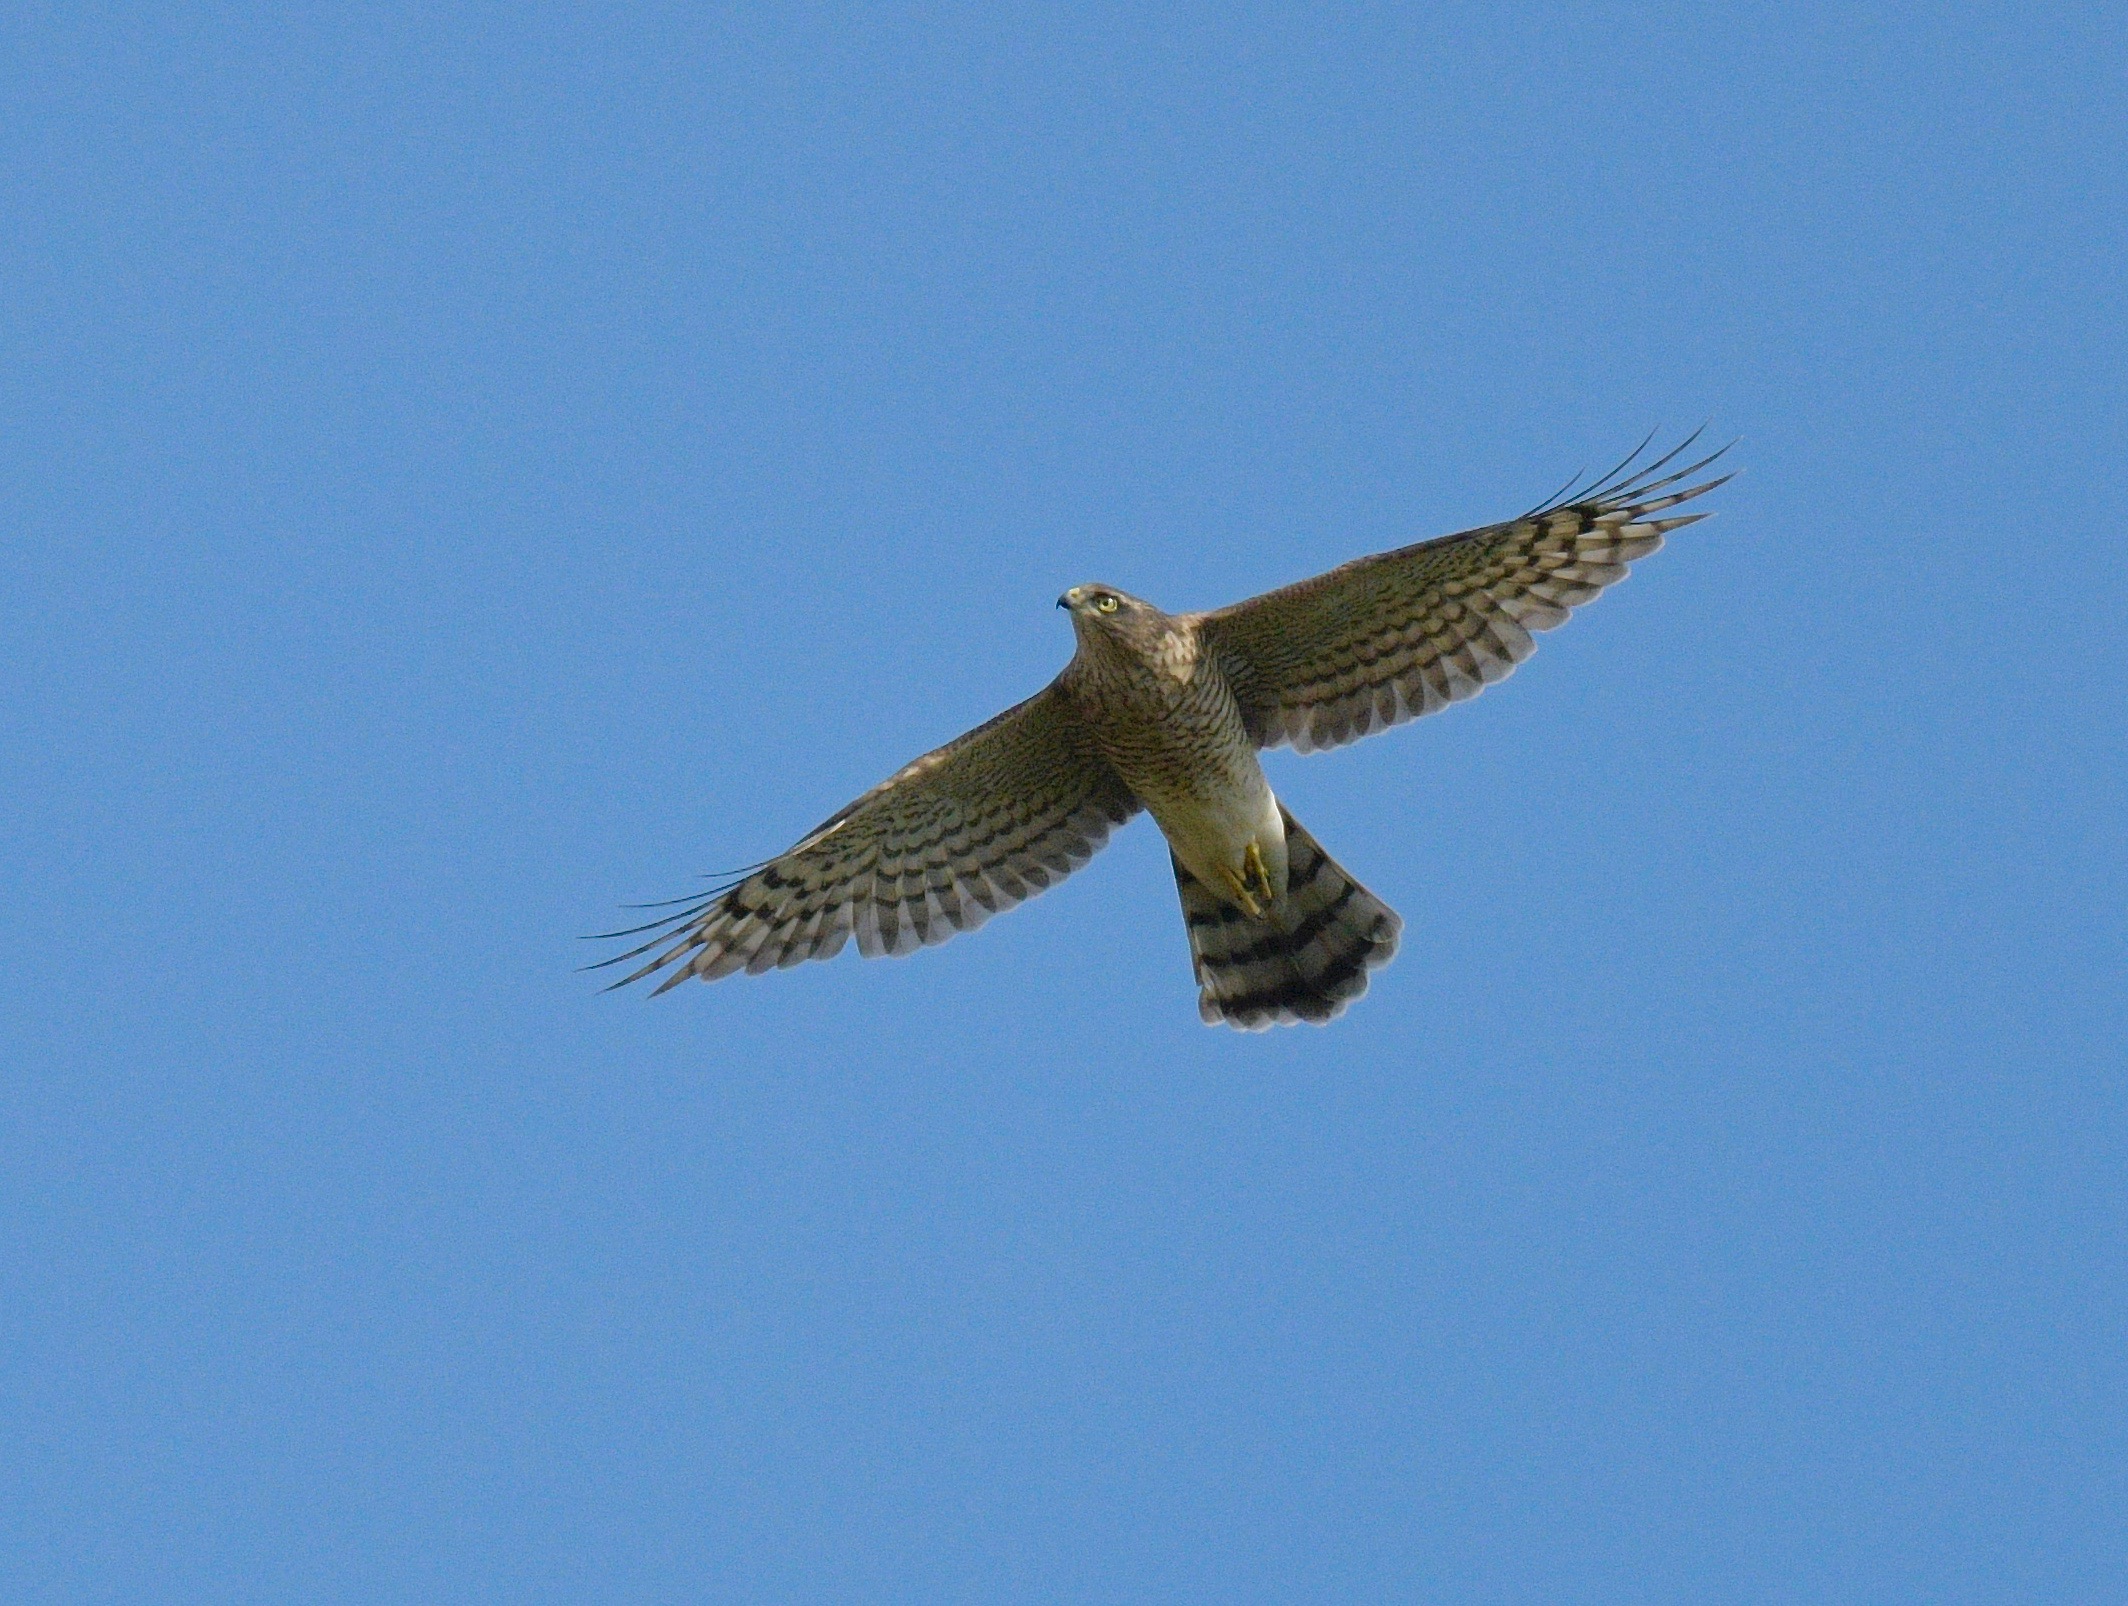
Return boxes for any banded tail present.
[1174,807,1401,1030]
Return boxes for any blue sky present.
[3,3,2122,1600]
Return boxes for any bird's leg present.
[1243,840,1275,907]
[1218,863,1266,920]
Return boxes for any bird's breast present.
[1074,657,1247,791]
[1069,653,1282,897]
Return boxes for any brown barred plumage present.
[592,436,1728,1026]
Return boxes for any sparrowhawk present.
[593,438,1728,1028]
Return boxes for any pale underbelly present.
[1136,766,1289,906]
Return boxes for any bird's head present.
[1058,584,1186,674]
[1057,584,1152,629]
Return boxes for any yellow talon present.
[1244,840,1273,904]
[1219,864,1266,919]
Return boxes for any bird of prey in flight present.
[593,437,1729,1028]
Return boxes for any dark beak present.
[1056,593,1071,610]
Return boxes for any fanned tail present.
[1174,807,1401,1030]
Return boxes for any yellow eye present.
[1093,593,1120,614]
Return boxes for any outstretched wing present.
[1195,439,1731,753]
[593,680,1139,992]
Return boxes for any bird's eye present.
[1093,593,1120,614]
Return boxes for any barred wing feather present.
[1196,445,1730,754]
[596,682,1139,991]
